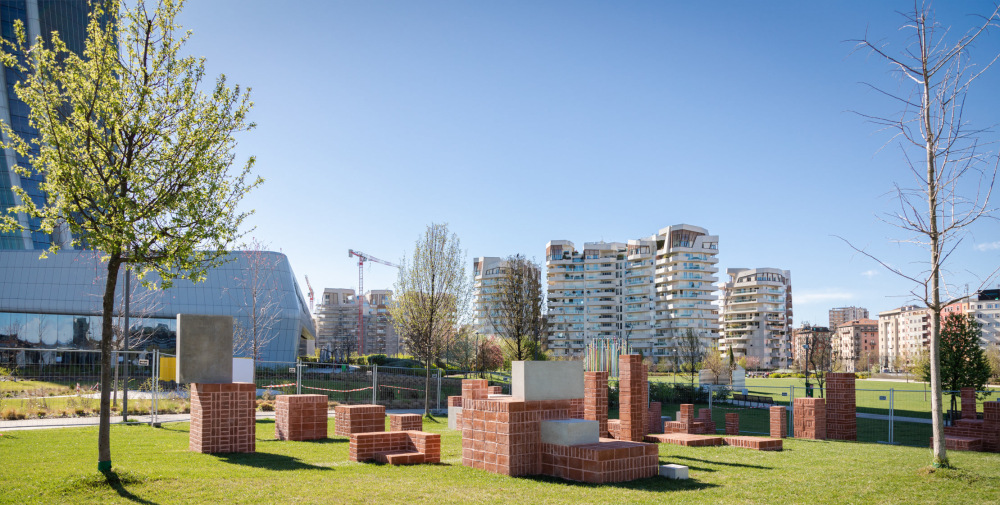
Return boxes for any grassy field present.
[2,417,1000,504]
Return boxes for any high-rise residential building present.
[834,318,879,372]
[472,256,542,338]
[1,0,94,250]
[545,224,719,364]
[829,306,870,329]
[942,288,1000,346]
[877,305,930,371]
[718,268,793,370]
[313,288,397,358]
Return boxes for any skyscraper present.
[1,0,91,249]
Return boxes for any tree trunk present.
[98,253,122,472]
[424,353,431,416]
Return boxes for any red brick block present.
[770,406,788,438]
[825,372,856,441]
[390,413,423,432]
[648,402,663,435]
[487,386,503,395]
[723,436,783,451]
[540,440,658,484]
[584,371,609,437]
[275,394,328,441]
[615,355,647,442]
[961,388,978,420]
[335,404,386,437]
[794,397,826,440]
[725,413,740,435]
[189,382,256,454]
[647,433,723,447]
[350,430,441,465]
[448,396,463,407]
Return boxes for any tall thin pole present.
[123,267,130,423]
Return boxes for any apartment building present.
[472,256,542,337]
[791,325,833,369]
[877,305,930,370]
[313,288,398,358]
[942,289,1000,346]
[829,306,870,329]
[835,318,879,372]
[718,268,793,370]
[545,224,719,364]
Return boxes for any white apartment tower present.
[718,268,793,369]
[829,306,870,329]
[545,224,719,363]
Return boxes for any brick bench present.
[664,405,716,435]
[276,394,328,441]
[540,440,658,484]
[335,404,385,437]
[723,436,783,451]
[937,435,983,452]
[389,413,422,432]
[349,431,441,465]
[646,433,723,447]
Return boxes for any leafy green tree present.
[0,0,259,472]
[389,223,470,416]
[938,314,992,415]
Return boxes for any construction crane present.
[348,249,400,355]
[304,275,314,312]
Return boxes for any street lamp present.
[802,341,812,396]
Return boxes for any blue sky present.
[177,1,1000,326]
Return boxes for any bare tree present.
[804,332,835,397]
[484,254,543,362]
[678,328,704,385]
[389,223,470,416]
[228,240,283,366]
[851,3,1000,467]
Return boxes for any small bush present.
[256,400,275,412]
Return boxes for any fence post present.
[151,349,158,426]
[889,388,895,445]
[296,361,302,395]
[372,364,378,404]
[708,384,713,410]
[436,371,442,412]
[789,385,795,436]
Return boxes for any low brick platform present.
[540,440,659,484]
[276,394,328,441]
[723,436,783,451]
[390,413,422,432]
[349,431,441,465]
[937,435,984,452]
[335,404,386,437]
[725,413,739,435]
[190,382,256,453]
[646,433,723,447]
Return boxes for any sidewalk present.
[0,408,437,432]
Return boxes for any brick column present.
[276,394,328,441]
[983,401,999,452]
[769,406,787,438]
[725,413,740,435]
[190,383,256,453]
[618,355,647,442]
[961,388,977,420]
[794,397,826,440]
[462,379,489,402]
[584,371,609,437]
[647,402,663,435]
[825,372,856,441]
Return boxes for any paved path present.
[0,408,437,432]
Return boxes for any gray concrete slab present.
[176,314,233,383]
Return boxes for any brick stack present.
[825,372,857,441]
[461,395,584,476]
[725,413,740,435]
[663,404,716,435]
[770,406,788,438]
[793,398,826,440]
[962,388,978,420]
[189,383,256,453]
[389,413,423,432]
[487,386,504,395]
[648,402,663,435]
[275,394,328,441]
[617,355,648,442]
[584,371,609,437]
[349,430,441,465]
[940,390,1000,453]
[334,404,386,437]
[540,440,659,483]
[722,436,783,451]
[463,379,489,402]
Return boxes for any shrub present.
[256,400,275,412]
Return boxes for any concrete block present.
[511,361,584,401]
[660,464,689,480]
[176,314,233,383]
[540,419,599,446]
[448,406,463,430]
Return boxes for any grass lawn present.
[0,380,72,396]
[2,418,1000,504]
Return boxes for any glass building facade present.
[1,0,91,249]
[0,250,316,362]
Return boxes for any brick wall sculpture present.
[349,431,441,465]
[940,389,1000,453]
[770,406,788,438]
[616,355,648,442]
[793,398,826,440]
[190,382,256,453]
[390,413,423,432]
[825,372,857,441]
[648,402,663,435]
[725,413,740,435]
[334,404,386,437]
[584,371,609,437]
[276,394,328,441]
[663,404,716,435]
